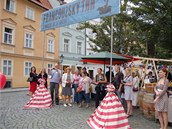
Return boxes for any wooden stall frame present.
[137,57,172,87]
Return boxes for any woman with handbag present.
[72,69,81,104]
[94,68,107,108]
[62,67,73,107]
[132,71,140,108]
[119,67,133,117]
[154,68,169,129]
[78,72,91,108]
[28,66,38,96]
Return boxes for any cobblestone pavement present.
[0,91,172,129]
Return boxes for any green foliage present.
[128,0,172,57]
[77,0,172,59]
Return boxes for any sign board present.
[41,0,120,31]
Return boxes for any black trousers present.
[50,82,59,104]
[95,85,106,108]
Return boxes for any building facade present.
[59,24,86,73]
[48,0,104,78]
[49,0,86,74]
[0,0,60,88]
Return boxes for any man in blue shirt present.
[50,63,61,105]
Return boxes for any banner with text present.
[41,0,120,31]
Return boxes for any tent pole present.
[142,60,149,87]
[42,31,46,71]
[110,16,114,84]
[104,60,105,74]
[153,60,158,80]
[136,57,172,62]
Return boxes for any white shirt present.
[62,73,73,87]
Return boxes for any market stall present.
[137,57,172,121]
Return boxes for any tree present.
[128,0,172,58]
[78,0,172,58]
[78,0,145,56]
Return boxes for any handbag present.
[133,87,139,92]
[120,75,131,93]
[27,77,33,82]
[121,84,125,93]
[95,84,106,100]
[77,78,84,93]
[76,84,82,93]
[99,85,106,100]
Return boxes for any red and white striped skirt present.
[87,93,132,129]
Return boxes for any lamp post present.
[59,54,64,74]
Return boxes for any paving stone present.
[0,91,172,129]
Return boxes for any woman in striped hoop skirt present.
[87,84,131,129]
[24,78,52,109]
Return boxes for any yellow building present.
[0,0,60,88]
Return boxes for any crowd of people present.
[25,63,171,129]
[27,64,143,111]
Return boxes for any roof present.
[28,0,52,10]
[80,51,130,65]
[82,51,129,60]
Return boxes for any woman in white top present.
[62,67,73,107]
[119,67,133,117]
[132,71,140,107]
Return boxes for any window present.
[3,27,14,44]
[26,7,34,20]
[47,64,53,75]
[47,39,54,52]
[24,62,32,76]
[64,39,69,52]
[3,60,12,76]
[5,0,15,12]
[25,32,33,48]
[77,41,82,54]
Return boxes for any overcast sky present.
[65,0,75,3]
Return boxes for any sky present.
[65,0,75,3]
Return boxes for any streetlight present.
[59,54,64,74]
